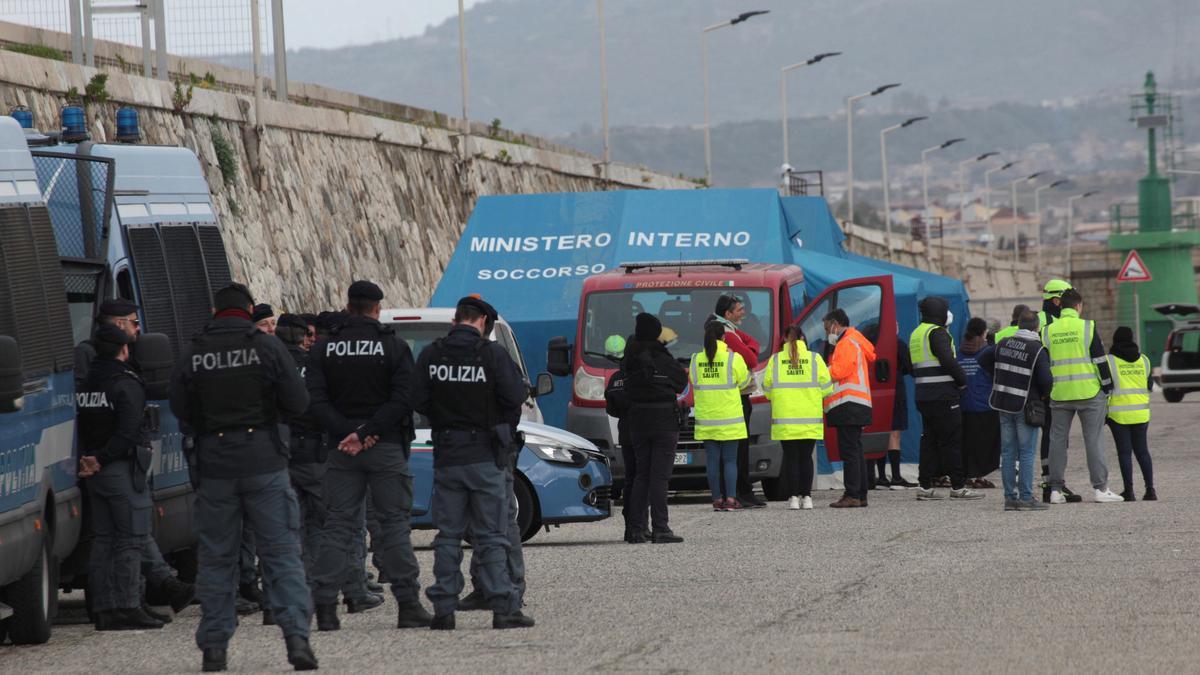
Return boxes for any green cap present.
[604,334,626,358]
[1042,279,1072,299]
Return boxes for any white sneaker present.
[787,496,801,510]
[801,496,813,510]
[1094,488,1124,503]
[1049,490,1066,504]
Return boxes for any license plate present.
[673,452,690,465]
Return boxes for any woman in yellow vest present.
[1105,326,1156,501]
[763,325,833,510]
[690,322,752,512]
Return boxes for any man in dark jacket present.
[909,297,982,501]
[980,309,1052,510]
[623,313,688,543]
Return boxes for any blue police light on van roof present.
[61,105,88,142]
[9,106,32,129]
[115,107,140,143]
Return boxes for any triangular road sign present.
[1117,249,1152,282]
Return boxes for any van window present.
[581,288,773,369]
[64,268,103,346]
[839,285,883,344]
[789,282,808,319]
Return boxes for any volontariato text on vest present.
[192,348,262,371]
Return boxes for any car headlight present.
[527,440,586,466]
[573,366,606,401]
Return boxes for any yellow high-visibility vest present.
[689,341,750,441]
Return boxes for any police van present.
[382,308,612,541]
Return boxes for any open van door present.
[793,275,897,461]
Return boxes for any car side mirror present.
[134,333,174,400]
[547,336,572,377]
[0,336,24,412]
[531,372,554,398]
[875,359,891,383]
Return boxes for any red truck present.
[547,260,898,498]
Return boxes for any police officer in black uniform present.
[74,298,195,618]
[415,296,534,630]
[168,283,316,672]
[76,324,163,631]
[307,280,429,631]
[274,313,382,619]
[455,301,527,613]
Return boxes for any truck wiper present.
[583,350,621,365]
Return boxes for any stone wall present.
[0,51,693,311]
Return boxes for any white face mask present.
[946,310,954,327]
[827,332,839,345]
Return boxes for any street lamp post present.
[457,0,471,166]
[780,51,840,166]
[983,160,1017,263]
[1009,172,1044,264]
[1066,191,1099,279]
[597,0,610,183]
[1033,179,1068,276]
[956,151,998,225]
[880,116,927,262]
[702,10,769,187]
[845,82,900,226]
[920,137,965,261]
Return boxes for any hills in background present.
[280,0,1200,192]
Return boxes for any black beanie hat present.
[1112,326,1135,345]
[634,312,662,341]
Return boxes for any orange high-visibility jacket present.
[824,327,875,416]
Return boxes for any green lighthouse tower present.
[1108,72,1200,364]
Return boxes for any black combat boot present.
[493,610,535,629]
[97,607,165,631]
[202,647,228,672]
[285,635,318,671]
[141,602,172,623]
[396,600,433,628]
[161,577,196,613]
[315,603,340,631]
[262,606,276,625]
[344,593,384,613]
[456,589,488,611]
[430,612,456,630]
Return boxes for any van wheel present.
[761,478,787,501]
[1164,389,1185,403]
[514,476,541,542]
[4,533,54,644]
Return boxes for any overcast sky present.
[283,0,490,49]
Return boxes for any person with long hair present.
[763,325,832,510]
[690,321,752,512]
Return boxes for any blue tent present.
[432,189,973,473]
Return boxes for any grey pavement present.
[6,394,1199,673]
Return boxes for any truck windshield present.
[581,288,772,369]
[389,321,527,378]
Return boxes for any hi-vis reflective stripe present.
[772,417,823,425]
[992,384,1031,397]
[995,362,1033,376]
[771,354,821,388]
[1106,355,1148,395]
[1052,357,1091,367]
[914,359,940,369]
[1055,373,1097,382]
[696,417,744,426]
[1108,403,1150,412]
[915,374,954,384]
[691,357,735,390]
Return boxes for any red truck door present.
[793,275,897,461]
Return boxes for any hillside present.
[283,0,1199,137]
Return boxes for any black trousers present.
[917,400,965,490]
[620,440,639,528]
[780,439,816,498]
[630,429,679,534]
[736,395,753,497]
[1106,419,1154,491]
[837,426,867,500]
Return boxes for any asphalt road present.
[5,394,1198,673]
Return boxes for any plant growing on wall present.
[172,82,193,112]
[489,118,502,139]
[83,74,108,105]
[210,124,238,186]
[6,43,66,61]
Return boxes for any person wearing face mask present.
[822,310,875,508]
